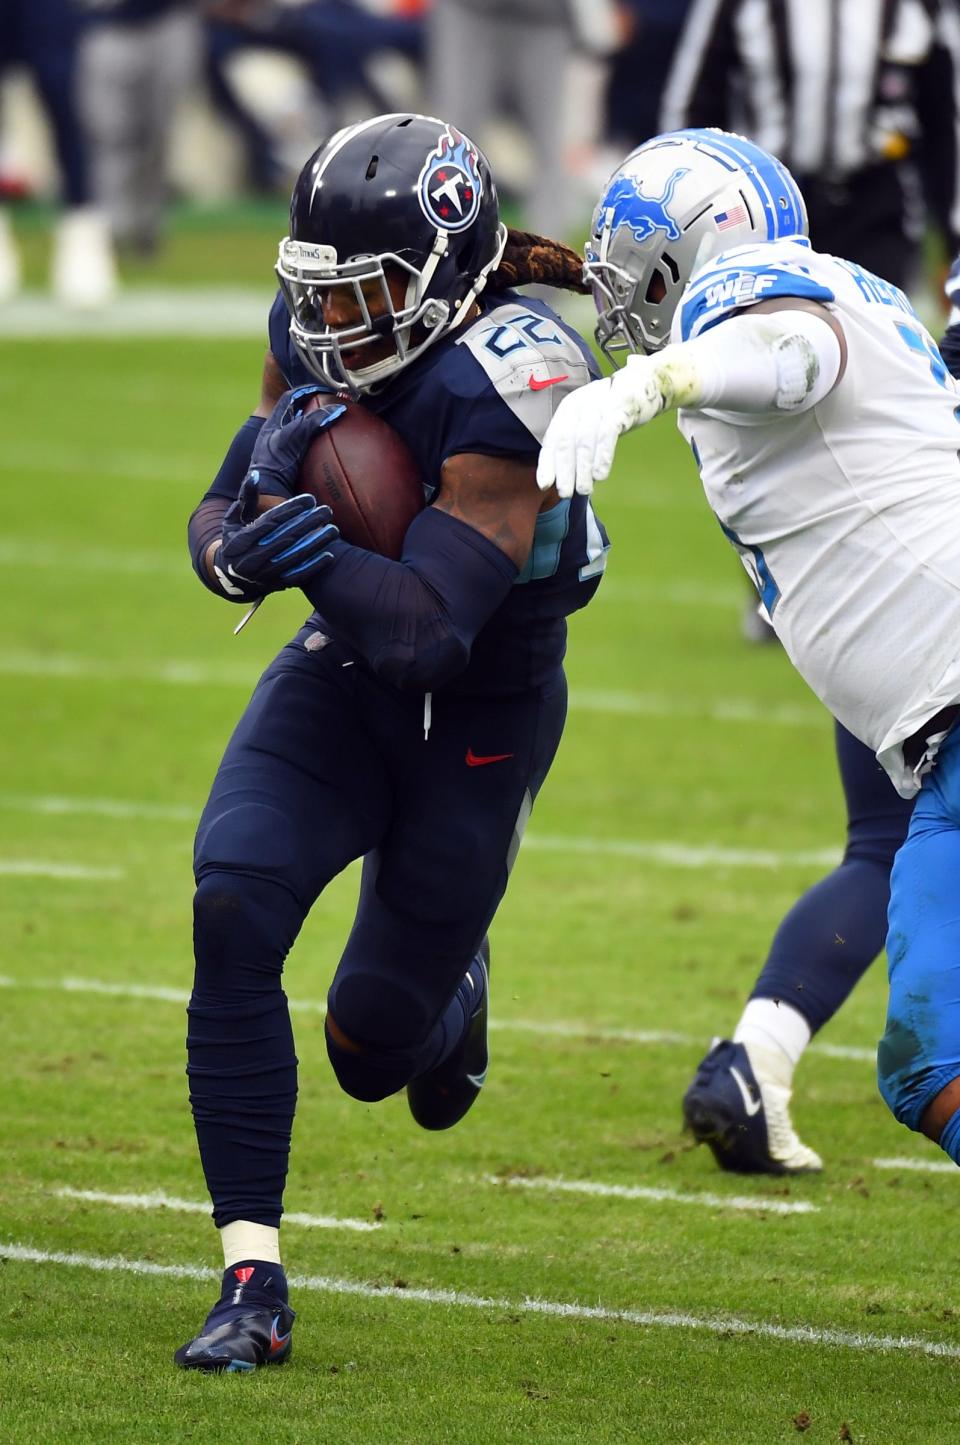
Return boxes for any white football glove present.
[536,352,697,498]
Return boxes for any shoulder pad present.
[677,241,835,343]
[455,300,596,443]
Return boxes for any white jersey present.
[671,237,960,797]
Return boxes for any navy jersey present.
[268,288,610,688]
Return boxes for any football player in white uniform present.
[538,127,960,1173]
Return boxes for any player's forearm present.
[625,309,843,420]
[188,416,266,597]
[301,506,517,691]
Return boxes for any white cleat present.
[755,1077,823,1173]
[683,1039,823,1175]
[50,207,117,309]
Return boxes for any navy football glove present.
[213,477,340,599]
[247,385,346,499]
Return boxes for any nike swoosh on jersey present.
[729,1065,762,1117]
[528,374,569,391]
[465,748,516,767]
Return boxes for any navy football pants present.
[188,626,567,1227]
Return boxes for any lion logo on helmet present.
[417,126,483,234]
[602,166,690,245]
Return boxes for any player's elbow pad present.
[373,623,471,692]
[303,506,518,691]
[658,309,843,416]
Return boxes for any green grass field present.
[1,266,957,1443]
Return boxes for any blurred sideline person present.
[604,0,693,155]
[176,112,609,1372]
[661,0,960,291]
[537,127,960,1179]
[426,0,620,240]
[78,0,201,256]
[204,0,424,193]
[0,0,116,304]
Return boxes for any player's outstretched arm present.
[536,302,845,499]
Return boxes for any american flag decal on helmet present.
[715,204,748,230]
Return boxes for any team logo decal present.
[602,166,690,244]
[417,127,482,233]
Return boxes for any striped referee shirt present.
[660,0,960,237]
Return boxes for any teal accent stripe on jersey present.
[680,267,835,342]
[515,499,571,584]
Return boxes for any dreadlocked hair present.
[487,227,590,295]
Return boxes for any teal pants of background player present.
[879,725,960,1160]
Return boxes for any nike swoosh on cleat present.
[729,1065,762,1117]
[270,1315,292,1354]
[466,1070,488,1089]
[528,374,569,391]
[466,748,515,767]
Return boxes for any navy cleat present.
[682,1039,822,1175]
[407,939,489,1130]
[174,1261,295,1373]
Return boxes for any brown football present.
[297,394,425,559]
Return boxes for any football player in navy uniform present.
[175,113,609,1372]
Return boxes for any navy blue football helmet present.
[277,113,507,392]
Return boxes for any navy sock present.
[750,857,893,1030]
[218,1259,288,1307]
[750,722,912,1033]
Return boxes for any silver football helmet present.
[585,128,808,360]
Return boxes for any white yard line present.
[2,1240,957,1358]
[0,539,183,575]
[0,972,874,1063]
[0,794,196,822]
[872,1156,958,1176]
[0,539,737,608]
[0,650,825,731]
[0,791,839,871]
[0,288,272,338]
[0,860,123,880]
[523,834,838,870]
[485,1173,817,1216]
[0,652,253,688]
[54,1186,380,1232]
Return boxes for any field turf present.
[1,277,957,1443]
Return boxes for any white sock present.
[733,997,811,1090]
[220,1220,282,1269]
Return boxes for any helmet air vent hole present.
[660,252,680,284]
[645,269,668,304]
[366,155,379,180]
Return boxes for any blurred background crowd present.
[1,0,959,311]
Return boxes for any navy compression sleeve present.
[187,415,265,596]
[302,506,518,691]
